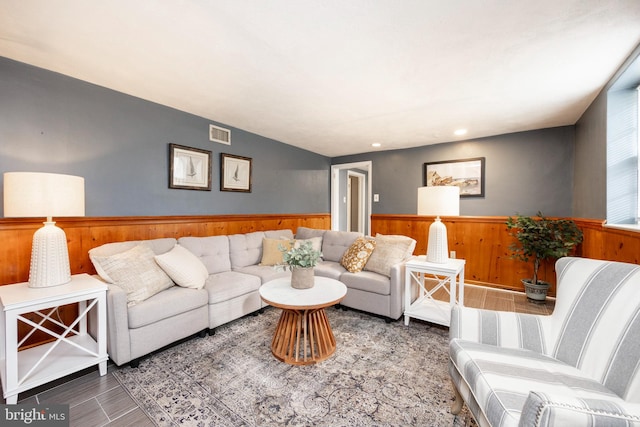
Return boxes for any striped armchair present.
[449,257,640,427]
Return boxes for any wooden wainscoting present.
[372,215,629,296]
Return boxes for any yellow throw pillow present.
[260,238,293,266]
[340,237,376,273]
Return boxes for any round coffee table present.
[259,276,347,365]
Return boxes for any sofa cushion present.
[203,271,262,304]
[322,230,362,262]
[178,236,231,274]
[264,229,294,240]
[341,236,376,273]
[450,339,623,427]
[365,234,416,277]
[127,285,208,329]
[340,270,390,295]
[154,244,209,289]
[92,243,175,307]
[229,231,266,268]
[89,238,177,283]
[295,226,326,240]
[234,265,290,283]
[313,260,346,280]
[260,238,291,266]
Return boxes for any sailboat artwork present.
[169,144,212,191]
[221,153,252,193]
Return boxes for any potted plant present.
[506,212,583,302]
[278,240,322,289]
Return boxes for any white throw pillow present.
[91,244,174,306]
[154,244,209,289]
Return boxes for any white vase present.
[291,267,315,289]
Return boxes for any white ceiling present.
[2,1,640,157]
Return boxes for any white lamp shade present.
[417,185,460,216]
[4,172,85,218]
[3,172,85,287]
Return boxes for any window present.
[605,53,640,230]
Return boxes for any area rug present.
[113,307,475,426]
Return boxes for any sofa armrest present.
[388,261,407,320]
[105,282,132,366]
[520,391,640,427]
[450,305,548,353]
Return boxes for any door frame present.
[347,170,366,233]
[331,161,372,234]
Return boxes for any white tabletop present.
[0,274,107,310]
[259,276,347,309]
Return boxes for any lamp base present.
[28,221,72,288]
[426,217,449,264]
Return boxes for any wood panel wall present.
[0,213,331,286]
[372,215,622,296]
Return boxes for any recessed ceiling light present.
[454,129,468,136]
[372,143,381,147]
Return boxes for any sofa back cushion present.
[229,230,293,269]
[550,257,640,401]
[178,236,231,274]
[321,230,362,262]
[295,227,326,240]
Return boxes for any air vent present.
[209,124,231,145]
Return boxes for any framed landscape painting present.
[423,157,485,197]
[169,143,212,191]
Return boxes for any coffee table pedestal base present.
[271,308,336,365]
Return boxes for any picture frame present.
[221,153,252,192]
[169,143,212,191]
[423,157,485,197]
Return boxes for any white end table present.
[260,277,346,365]
[404,256,465,327]
[0,274,108,404]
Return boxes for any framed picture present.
[221,153,252,192]
[169,143,212,191]
[424,157,485,197]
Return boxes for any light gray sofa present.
[90,227,415,367]
[449,257,640,427]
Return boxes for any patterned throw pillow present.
[365,234,416,277]
[340,237,376,273]
[92,244,174,307]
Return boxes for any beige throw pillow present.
[340,237,376,273]
[365,234,416,277]
[154,244,209,289]
[92,244,174,307]
[260,238,292,266]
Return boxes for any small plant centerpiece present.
[506,212,583,302]
[278,240,322,289]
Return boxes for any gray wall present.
[334,126,575,217]
[0,57,331,217]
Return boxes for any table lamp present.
[417,186,460,263]
[3,172,85,288]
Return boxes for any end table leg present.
[99,361,107,376]
[6,394,17,404]
[404,315,410,326]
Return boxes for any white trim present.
[331,161,372,233]
[604,223,640,233]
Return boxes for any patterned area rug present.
[113,306,475,426]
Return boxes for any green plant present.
[278,240,322,270]
[506,212,583,286]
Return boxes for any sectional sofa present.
[89,227,416,366]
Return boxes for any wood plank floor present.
[2,285,554,426]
